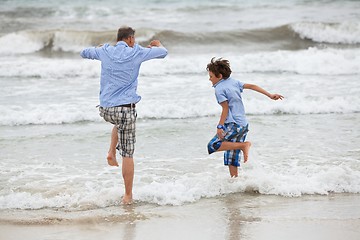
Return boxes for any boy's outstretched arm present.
[243,84,284,100]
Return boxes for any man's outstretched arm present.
[80,44,104,60]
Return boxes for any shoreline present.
[1,193,359,240]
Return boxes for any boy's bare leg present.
[122,157,134,204]
[217,141,252,162]
[229,165,238,178]
[107,126,119,167]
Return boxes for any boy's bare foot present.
[243,141,252,163]
[107,153,119,167]
[122,194,133,205]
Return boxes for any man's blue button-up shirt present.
[81,41,168,107]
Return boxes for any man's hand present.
[147,40,162,48]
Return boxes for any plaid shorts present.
[207,123,249,167]
[99,106,137,158]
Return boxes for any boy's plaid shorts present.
[99,106,137,158]
[207,123,249,167]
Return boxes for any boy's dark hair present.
[206,57,232,79]
[117,27,135,42]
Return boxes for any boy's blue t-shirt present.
[213,77,248,126]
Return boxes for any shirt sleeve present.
[238,80,244,92]
[215,88,228,104]
[138,45,168,62]
[80,45,105,60]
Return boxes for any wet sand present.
[1,193,359,240]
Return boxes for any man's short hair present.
[117,27,135,42]
[206,57,232,79]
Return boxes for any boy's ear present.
[219,74,223,79]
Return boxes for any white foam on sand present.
[1,155,359,209]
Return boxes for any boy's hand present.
[270,94,284,100]
[217,128,225,139]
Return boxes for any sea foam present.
[230,47,360,75]
[291,22,360,44]
[0,47,359,126]
[1,47,358,79]
[1,156,359,209]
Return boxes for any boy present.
[207,57,283,177]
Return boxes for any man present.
[80,26,168,204]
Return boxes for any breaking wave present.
[1,22,359,55]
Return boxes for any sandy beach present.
[1,193,359,240]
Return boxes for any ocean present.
[0,0,360,238]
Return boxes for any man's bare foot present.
[107,153,119,167]
[122,194,133,205]
[243,141,252,163]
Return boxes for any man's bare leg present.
[217,141,252,162]
[107,126,119,167]
[229,165,238,178]
[122,157,134,204]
